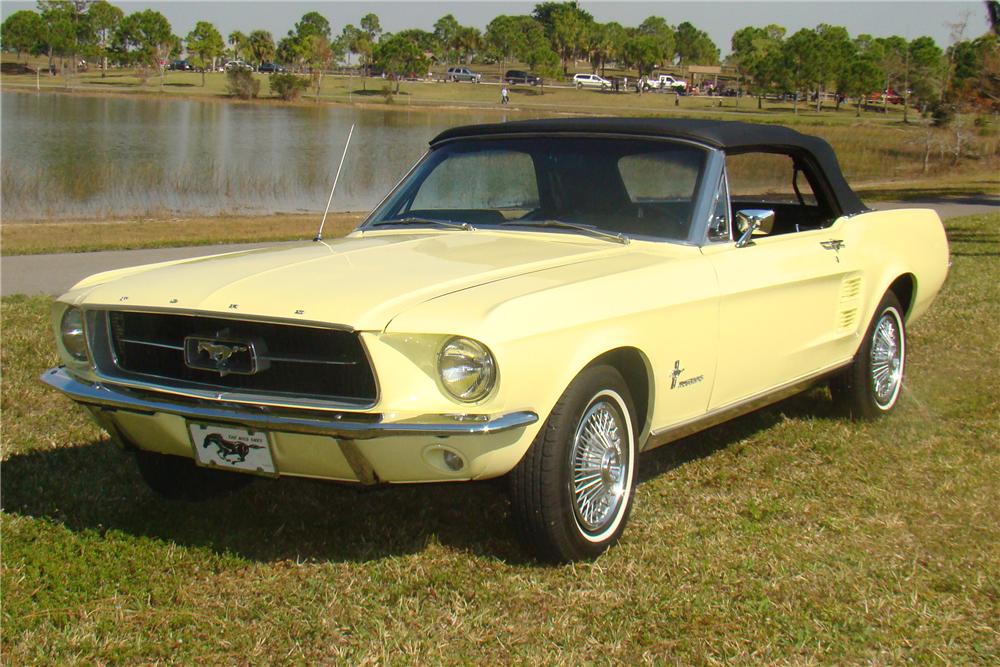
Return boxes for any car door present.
[700,153,862,410]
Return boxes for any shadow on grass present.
[349,89,398,97]
[86,80,140,87]
[164,82,196,88]
[2,389,838,563]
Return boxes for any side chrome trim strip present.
[642,363,851,452]
[41,367,537,440]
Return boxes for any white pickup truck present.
[649,74,687,91]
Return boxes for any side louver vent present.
[837,275,863,331]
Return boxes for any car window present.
[410,150,539,213]
[618,151,701,202]
[369,138,708,242]
[727,153,817,204]
[726,151,835,234]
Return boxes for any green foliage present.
[88,0,123,70]
[1,10,43,60]
[375,32,429,92]
[433,14,460,62]
[269,72,307,100]
[541,2,594,73]
[112,9,172,71]
[730,24,786,100]
[185,21,224,84]
[949,34,1000,111]
[589,21,626,74]
[247,29,275,67]
[907,36,945,108]
[485,14,524,70]
[675,21,719,65]
[294,11,331,41]
[526,43,561,93]
[780,28,823,111]
[275,35,300,70]
[845,52,883,116]
[227,30,247,60]
[622,34,663,77]
[359,13,382,41]
[225,68,259,99]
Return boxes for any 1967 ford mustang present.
[42,118,949,561]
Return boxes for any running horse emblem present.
[202,433,264,464]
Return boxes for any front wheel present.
[510,365,638,562]
[831,292,906,418]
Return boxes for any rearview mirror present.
[735,209,775,247]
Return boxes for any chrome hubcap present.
[871,310,903,408]
[570,399,628,533]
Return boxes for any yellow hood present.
[71,230,624,331]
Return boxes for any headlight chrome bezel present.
[59,306,89,362]
[437,336,497,403]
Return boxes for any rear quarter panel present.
[841,208,949,326]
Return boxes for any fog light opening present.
[442,450,464,471]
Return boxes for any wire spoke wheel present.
[870,311,903,408]
[510,366,637,561]
[570,399,628,533]
[831,292,907,419]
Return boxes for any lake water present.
[1,92,517,221]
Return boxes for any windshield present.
[365,137,708,242]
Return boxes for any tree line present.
[2,0,997,112]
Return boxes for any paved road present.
[3,198,996,297]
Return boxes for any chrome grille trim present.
[86,309,379,410]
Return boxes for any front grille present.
[101,311,377,404]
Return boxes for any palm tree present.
[228,30,248,61]
[248,30,275,68]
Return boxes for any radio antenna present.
[314,123,355,242]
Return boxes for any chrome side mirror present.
[735,209,775,247]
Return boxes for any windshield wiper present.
[370,216,475,231]
[503,219,629,245]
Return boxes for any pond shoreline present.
[0,82,555,119]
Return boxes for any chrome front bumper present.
[40,367,538,440]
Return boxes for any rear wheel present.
[510,365,638,562]
[134,450,253,501]
[831,292,906,418]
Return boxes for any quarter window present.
[725,151,835,234]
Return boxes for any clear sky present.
[2,1,993,56]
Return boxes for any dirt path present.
[2,199,996,297]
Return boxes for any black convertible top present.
[430,117,867,215]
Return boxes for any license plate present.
[189,423,275,474]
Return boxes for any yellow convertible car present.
[42,119,949,561]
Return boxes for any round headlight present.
[438,337,496,402]
[60,307,88,361]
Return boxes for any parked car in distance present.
[258,62,286,74]
[224,60,253,72]
[867,88,904,104]
[167,59,193,71]
[573,73,612,89]
[42,118,949,562]
[446,66,481,83]
[504,70,540,85]
[648,74,687,91]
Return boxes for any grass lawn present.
[1,214,997,662]
[0,212,363,256]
